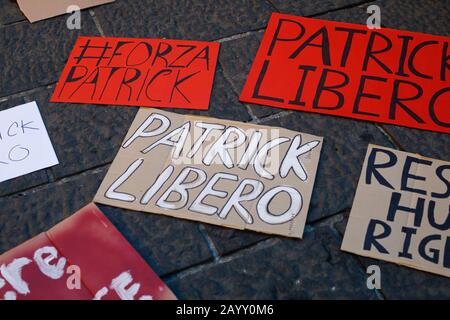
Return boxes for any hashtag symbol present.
[73,39,113,66]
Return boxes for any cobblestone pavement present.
[0,0,449,299]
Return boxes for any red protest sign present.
[51,36,220,110]
[240,13,450,134]
[0,204,176,300]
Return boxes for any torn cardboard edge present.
[17,0,115,23]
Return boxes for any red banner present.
[0,204,176,300]
[51,36,220,110]
[240,13,450,134]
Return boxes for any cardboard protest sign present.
[240,13,450,134]
[17,0,115,23]
[94,108,323,238]
[342,145,450,278]
[0,102,59,183]
[51,36,220,110]
[0,203,176,300]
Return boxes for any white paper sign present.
[0,101,59,182]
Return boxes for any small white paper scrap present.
[0,101,59,182]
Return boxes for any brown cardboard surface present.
[94,108,323,238]
[17,0,114,23]
[342,145,450,278]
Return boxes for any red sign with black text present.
[51,36,220,110]
[240,13,450,134]
[0,204,176,300]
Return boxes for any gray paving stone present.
[204,225,269,256]
[94,0,273,40]
[166,66,252,122]
[0,167,213,276]
[0,95,26,111]
[383,126,450,161]
[270,0,368,17]
[378,0,449,36]
[319,2,371,24]
[0,97,50,197]
[320,0,450,36]
[218,32,263,98]
[362,259,450,299]
[26,87,138,179]
[0,12,99,97]
[334,214,450,299]
[168,223,378,299]
[263,111,395,222]
[98,204,213,276]
[218,31,280,119]
[0,0,25,25]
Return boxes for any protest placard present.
[342,145,450,277]
[240,13,450,134]
[0,102,58,183]
[94,108,323,238]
